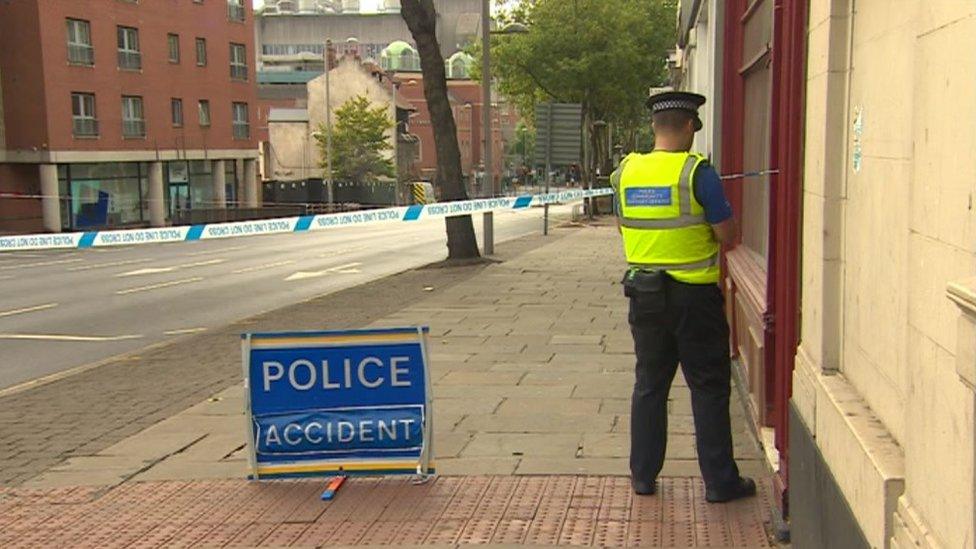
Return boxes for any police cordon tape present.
[0,188,615,252]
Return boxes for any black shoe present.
[632,479,656,496]
[705,477,756,503]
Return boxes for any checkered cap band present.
[652,99,699,113]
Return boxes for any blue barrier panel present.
[243,327,433,479]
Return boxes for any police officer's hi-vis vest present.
[615,151,720,284]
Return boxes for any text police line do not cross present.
[0,188,615,252]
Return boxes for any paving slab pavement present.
[2,221,778,546]
[0,234,539,487]
[16,223,765,488]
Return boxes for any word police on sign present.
[242,328,433,479]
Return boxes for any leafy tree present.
[401,0,480,260]
[476,0,676,159]
[316,95,395,184]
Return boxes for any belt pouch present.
[622,270,667,312]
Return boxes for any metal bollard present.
[483,211,494,256]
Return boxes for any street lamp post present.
[481,0,494,255]
[324,39,334,209]
[592,119,608,219]
[392,75,400,206]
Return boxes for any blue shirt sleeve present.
[693,162,733,224]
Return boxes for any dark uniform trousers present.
[628,274,740,491]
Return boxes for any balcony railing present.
[228,4,245,21]
[122,119,146,138]
[230,64,248,80]
[72,118,99,137]
[68,44,94,66]
[117,50,141,70]
[233,123,250,140]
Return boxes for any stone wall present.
[793,1,976,547]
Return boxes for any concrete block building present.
[0,0,260,234]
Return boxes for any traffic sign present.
[534,102,583,167]
[242,327,433,479]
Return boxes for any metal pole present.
[584,114,591,218]
[587,121,594,219]
[324,39,334,209]
[544,103,552,236]
[393,78,400,206]
[483,211,494,255]
[481,0,495,253]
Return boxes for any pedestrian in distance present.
[610,91,756,503]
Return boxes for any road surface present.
[0,204,573,390]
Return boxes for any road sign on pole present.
[533,103,583,168]
[242,327,434,479]
[535,102,582,235]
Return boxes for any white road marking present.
[317,248,356,258]
[232,260,297,274]
[186,245,246,257]
[116,258,225,277]
[0,258,84,271]
[0,303,59,319]
[164,327,207,336]
[68,258,153,272]
[116,277,205,295]
[285,262,363,281]
[118,267,177,277]
[0,333,143,342]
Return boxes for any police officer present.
[611,91,756,503]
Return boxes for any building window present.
[198,100,211,126]
[66,19,94,66]
[121,95,145,137]
[230,43,247,80]
[228,0,245,22]
[167,33,180,64]
[195,38,207,66]
[71,92,98,137]
[59,163,151,230]
[171,98,183,127]
[117,26,141,70]
[232,102,249,139]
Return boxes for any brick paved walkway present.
[0,476,774,547]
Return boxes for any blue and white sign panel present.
[242,327,433,479]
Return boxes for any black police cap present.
[646,91,706,132]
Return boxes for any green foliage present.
[316,95,395,184]
[507,121,536,163]
[476,0,677,136]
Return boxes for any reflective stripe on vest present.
[629,254,718,272]
[620,214,705,229]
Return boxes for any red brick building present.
[394,74,514,196]
[0,0,260,234]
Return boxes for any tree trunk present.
[401,0,480,260]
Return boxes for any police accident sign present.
[242,327,433,479]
